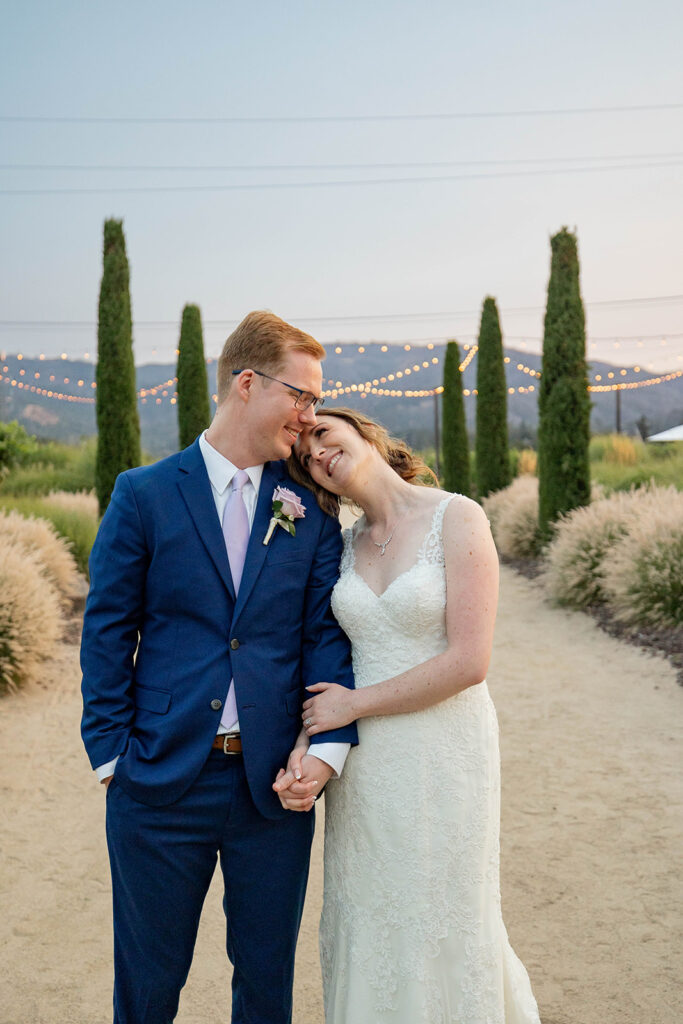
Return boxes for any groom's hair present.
[216,311,325,404]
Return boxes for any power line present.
[2,102,682,125]
[2,151,682,173]
[1,295,682,331]
[2,159,682,195]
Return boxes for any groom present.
[81,311,357,1024]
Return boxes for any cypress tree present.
[95,219,141,515]
[441,340,470,495]
[475,296,510,497]
[537,227,591,539]
[177,303,211,448]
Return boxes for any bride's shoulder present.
[438,491,490,535]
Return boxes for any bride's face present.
[295,415,373,495]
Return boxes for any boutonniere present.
[263,486,306,545]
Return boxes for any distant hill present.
[1,344,681,455]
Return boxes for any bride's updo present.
[288,406,438,516]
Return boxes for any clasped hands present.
[272,682,357,812]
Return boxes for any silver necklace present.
[372,527,395,556]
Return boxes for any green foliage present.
[177,303,211,448]
[0,438,96,496]
[95,219,141,515]
[441,340,470,495]
[537,228,591,539]
[589,435,683,491]
[0,495,98,577]
[475,297,510,498]
[0,420,40,475]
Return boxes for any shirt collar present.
[199,431,264,495]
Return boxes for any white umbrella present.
[647,424,683,442]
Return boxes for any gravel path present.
[0,566,680,1023]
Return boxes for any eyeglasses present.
[231,369,324,413]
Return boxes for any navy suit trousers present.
[106,750,315,1024]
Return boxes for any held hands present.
[302,682,356,736]
[272,752,334,812]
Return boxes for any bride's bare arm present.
[302,498,498,731]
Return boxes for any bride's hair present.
[287,406,438,517]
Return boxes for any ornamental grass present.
[601,489,683,629]
[482,476,542,558]
[0,510,82,604]
[0,537,62,692]
[542,490,641,608]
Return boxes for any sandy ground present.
[1,566,681,1024]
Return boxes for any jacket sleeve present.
[80,472,150,769]
[301,511,358,748]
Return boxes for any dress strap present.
[339,525,357,575]
[420,493,459,565]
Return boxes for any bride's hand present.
[302,682,356,734]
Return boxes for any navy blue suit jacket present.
[80,438,357,816]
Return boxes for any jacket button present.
[230,638,240,650]
[210,698,222,711]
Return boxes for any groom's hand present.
[273,754,333,812]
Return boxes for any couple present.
[81,311,540,1023]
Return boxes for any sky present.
[1,0,682,374]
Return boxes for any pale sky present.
[1,0,682,372]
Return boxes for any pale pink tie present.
[220,469,250,730]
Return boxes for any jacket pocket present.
[284,687,302,717]
[134,685,172,714]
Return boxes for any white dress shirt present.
[95,432,349,781]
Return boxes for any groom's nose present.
[297,403,317,426]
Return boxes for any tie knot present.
[231,469,249,492]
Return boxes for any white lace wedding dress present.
[320,495,541,1023]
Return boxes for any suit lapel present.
[233,461,281,621]
[177,439,236,600]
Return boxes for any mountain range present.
[1,343,681,455]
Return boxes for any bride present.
[280,407,541,1024]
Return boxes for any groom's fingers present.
[273,771,318,794]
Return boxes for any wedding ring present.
[304,717,312,726]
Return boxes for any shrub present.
[0,439,96,496]
[0,510,81,603]
[0,420,40,475]
[483,476,542,558]
[602,489,683,629]
[43,489,99,519]
[0,495,98,576]
[517,449,537,476]
[0,537,62,692]
[543,491,640,608]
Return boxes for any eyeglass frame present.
[231,368,325,413]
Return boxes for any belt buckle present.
[223,733,239,755]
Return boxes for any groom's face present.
[246,349,323,463]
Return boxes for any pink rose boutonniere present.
[263,486,306,545]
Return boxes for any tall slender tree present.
[441,340,470,495]
[537,227,591,539]
[177,304,211,448]
[475,296,510,497]
[95,219,140,515]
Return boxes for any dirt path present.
[0,566,680,1023]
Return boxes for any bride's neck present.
[348,462,419,531]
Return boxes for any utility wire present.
[2,296,682,330]
[2,102,682,124]
[2,151,682,172]
[1,159,681,195]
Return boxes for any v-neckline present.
[347,495,451,599]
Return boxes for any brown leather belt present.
[212,734,243,754]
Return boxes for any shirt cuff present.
[308,742,350,779]
[95,757,119,783]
